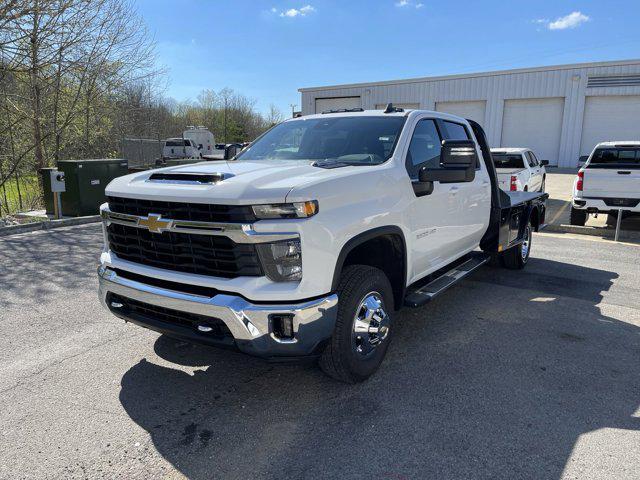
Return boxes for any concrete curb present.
[0,215,100,238]
[541,223,640,242]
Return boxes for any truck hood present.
[106,159,349,204]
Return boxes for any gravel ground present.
[0,224,638,479]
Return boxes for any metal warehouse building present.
[298,59,640,168]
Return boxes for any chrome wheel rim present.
[352,292,389,357]
[521,225,532,260]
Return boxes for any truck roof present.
[491,148,529,154]
[286,108,469,124]
[593,141,640,148]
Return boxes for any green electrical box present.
[58,159,128,216]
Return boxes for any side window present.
[405,119,442,179]
[441,121,470,141]
[529,151,540,166]
[525,152,536,167]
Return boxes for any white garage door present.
[501,98,564,166]
[315,96,361,113]
[580,95,640,156]
[436,101,486,126]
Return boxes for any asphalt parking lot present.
[1,224,639,479]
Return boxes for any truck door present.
[404,117,469,281]
[525,151,541,191]
[437,119,492,255]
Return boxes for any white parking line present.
[537,230,640,247]
[549,201,570,225]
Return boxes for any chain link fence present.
[121,137,163,168]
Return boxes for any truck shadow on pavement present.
[119,258,640,479]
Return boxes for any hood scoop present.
[147,172,234,185]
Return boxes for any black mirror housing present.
[418,139,477,184]
[224,144,238,160]
[419,165,475,183]
[540,160,550,166]
[440,139,478,167]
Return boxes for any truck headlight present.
[252,201,318,219]
[256,239,302,282]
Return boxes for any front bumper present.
[98,266,338,359]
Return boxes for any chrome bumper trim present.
[98,266,338,356]
[100,206,299,244]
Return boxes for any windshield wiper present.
[312,159,350,169]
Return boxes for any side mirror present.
[224,144,238,160]
[418,140,477,183]
[578,155,588,165]
[198,144,203,150]
[540,160,550,166]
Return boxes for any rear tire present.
[570,207,588,226]
[502,219,532,270]
[319,265,394,383]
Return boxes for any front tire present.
[502,219,532,270]
[320,265,394,383]
[570,207,588,226]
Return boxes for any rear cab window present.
[440,121,470,141]
[492,153,525,169]
[165,139,189,147]
[589,148,640,168]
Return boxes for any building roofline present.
[298,59,640,93]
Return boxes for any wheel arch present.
[527,202,544,232]
[332,226,407,310]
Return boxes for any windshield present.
[237,116,405,165]
[492,153,525,169]
[589,148,640,167]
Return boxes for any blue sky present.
[135,0,640,116]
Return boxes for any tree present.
[265,104,283,127]
[0,0,160,193]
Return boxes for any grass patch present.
[0,175,42,216]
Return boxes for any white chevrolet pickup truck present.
[491,148,548,192]
[571,141,640,225]
[98,106,547,383]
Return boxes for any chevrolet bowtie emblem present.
[138,214,172,234]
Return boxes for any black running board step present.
[404,254,490,308]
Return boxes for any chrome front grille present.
[107,196,257,223]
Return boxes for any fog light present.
[271,314,294,339]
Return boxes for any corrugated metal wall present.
[300,61,640,167]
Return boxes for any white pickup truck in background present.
[162,138,202,160]
[571,141,640,226]
[491,148,548,193]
